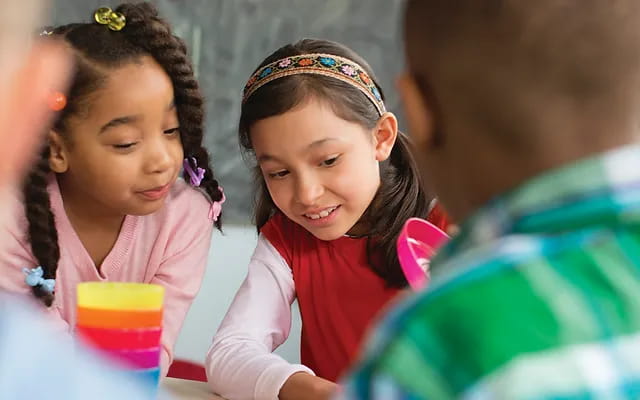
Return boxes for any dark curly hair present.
[239,39,431,288]
[24,2,223,306]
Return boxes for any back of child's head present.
[402,0,640,221]
[404,0,640,151]
[24,2,223,306]
[239,38,430,287]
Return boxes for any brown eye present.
[322,156,339,167]
[268,170,289,179]
[113,142,137,149]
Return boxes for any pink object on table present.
[108,347,161,369]
[397,217,449,290]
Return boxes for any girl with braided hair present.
[0,2,223,375]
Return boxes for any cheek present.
[169,139,184,165]
[264,178,290,210]
[76,148,137,183]
[91,158,134,185]
[332,160,380,203]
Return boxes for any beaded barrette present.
[94,6,126,32]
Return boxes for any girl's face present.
[251,98,397,241]
[49,55,184,218]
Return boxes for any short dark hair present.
[404,0,640,149]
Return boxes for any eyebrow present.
[98,100,176,134]
[99,115,139,134]
[257,137,340,163]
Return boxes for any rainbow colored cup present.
[77,282,164,310]
[76,326,162,350]
[76,306,163,329]
[110,347,162,369]
[76,282,164,388]
[131,367,162,386]
[397,218,449,290]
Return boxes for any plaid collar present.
[435,144,640,265]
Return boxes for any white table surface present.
[160,377,226,400]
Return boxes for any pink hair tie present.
[209,187,225,222]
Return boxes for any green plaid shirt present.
[340,145,640,399]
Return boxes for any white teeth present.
[305,206,337,220]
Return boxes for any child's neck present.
[57,177,125,269]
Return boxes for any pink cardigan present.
[0,176,213,374]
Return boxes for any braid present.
[116,3,224,229]
[19,3,222,307]
[23,147,60,306]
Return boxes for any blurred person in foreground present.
[0,1,168,398]
[340,0,640,398]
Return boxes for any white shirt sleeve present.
[206,234,314,400]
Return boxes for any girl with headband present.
[206,38,451,400]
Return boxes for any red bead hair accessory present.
[48,91,67,111]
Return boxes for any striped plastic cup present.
[76,282,164,388]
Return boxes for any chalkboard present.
[49,0,406,223]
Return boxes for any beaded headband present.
[242,53,386,116]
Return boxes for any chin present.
[309,230,345,241]
[127,200,166,216]
[302,223,350,242]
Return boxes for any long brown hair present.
[239,39,430,287]
[24,2,223,306]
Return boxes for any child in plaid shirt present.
[341,1,640,398]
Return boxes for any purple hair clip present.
[183,157,206,187]
[209,187,226,222]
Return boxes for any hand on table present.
[279,372,339,400]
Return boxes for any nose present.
[145,137,173,174]
[295,173,324,207]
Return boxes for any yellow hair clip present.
[94,7,126,32]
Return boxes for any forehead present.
[84,56,175,120]
[250,98,370,156]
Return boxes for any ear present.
[397,72,436,150]
[48,130,69,173]
[373,112,398,162]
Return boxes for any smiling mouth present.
[138,184,170,200]
[303,206,339,220]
